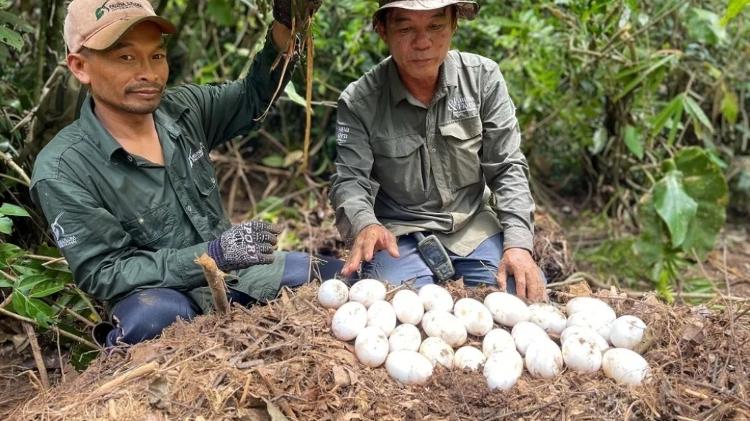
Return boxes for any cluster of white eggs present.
[318,279,651,389]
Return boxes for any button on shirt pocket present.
[371,134,428,206]
[439,116,483,190]
[122,205,176,249]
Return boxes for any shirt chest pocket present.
[371,134,428,205]
[121,204,176,249]
[439,116,483,190]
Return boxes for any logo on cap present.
[95,0,111,20]
[95,0,145,20]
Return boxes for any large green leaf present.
[29,278,67,298]
[206,0,234,26]
[673,147,729,258]
[652,170,698,248]
[0,203,30,217]
[12,289,55,328]
[0,243,22,267]
[636,147,728,264]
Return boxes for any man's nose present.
[136,58,161,82]
[413,30,432,50]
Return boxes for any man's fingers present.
[259,253,275,265]
[496,263,507,291]
[362,235,378,262]
[342,245,364,276]
[515,271,527,300]
[385,233,400,258]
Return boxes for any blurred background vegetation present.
[0,0,748,368]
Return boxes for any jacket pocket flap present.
[371,134,424,158]
[439,116,482,140]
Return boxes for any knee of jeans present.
[281,252,316,287]
[109,288,197,345]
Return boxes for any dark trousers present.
[101,252,343,347]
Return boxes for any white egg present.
[511,321,550,356]
[348,278,387,308]
[562,335,603,373]
[317,279,349,309]
[566,297,617,320]
[528,303,567,335]
[389,324,422,352]
[560,326,610,352]
[484,292,530,327]
[602,348,651,385]
[525,339,563,379]
[421,310,468,348]
[331,302,368,341]
[483,328,516,357]
[566,312,613,342]
[453,346,486,371]
[483,349,524,391]
[391,289,424,325]
[354,326,389,368]
[609,315,647,350]
[418,284,454,312]
[385,350,433,385]
[419,337,455,369]
[453,298,494,337]
[366,300,397,336]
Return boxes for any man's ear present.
[66,53,91,85]
[375,21,387,43]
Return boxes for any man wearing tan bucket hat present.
[330,0,546,300]
[30,0,335,347]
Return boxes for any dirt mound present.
[9,284,749,420]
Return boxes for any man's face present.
[378,7,455,83]
[69,22,168,115]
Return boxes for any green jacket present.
[30,34,292,306]
[329,51,535,256]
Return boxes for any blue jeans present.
[362,233,541,293]
[101,252,343,347]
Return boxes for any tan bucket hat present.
[64,0,176,53]
[373,0,480,25]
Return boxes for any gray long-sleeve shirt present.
[329,51,535,256]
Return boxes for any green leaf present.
[0,25,23,51]
[0,243,22,266]
[262,155,285,168]
[623,125,644,160]
[0,278,12,288]
[206,0,234,26]
[284,83,309,109]
[653,170,698,248]
[12,289,55,328]
[651,94,684,138]
[589,127,608,155]
[683,96,714,134]
[0,216,12,234]
[721,90,739,125]
[720,0,750,25]
[16,274,52,294]
[673,147,729,258]
[0,203,30,217]
[29,278,67,298]
[614,54,675,102]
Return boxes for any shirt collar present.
[388,51,459,107]
[78,94,189,161]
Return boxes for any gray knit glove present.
[273,0,323,29]
[208,221,281,272]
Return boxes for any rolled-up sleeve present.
[329,98,381,241]
[479,63,535,252]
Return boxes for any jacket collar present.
[388,51,459,107]
[78,94,189,161]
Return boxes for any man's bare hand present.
[496,248,545,302]
[342,224,399,276]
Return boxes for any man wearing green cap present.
[330,0,546,301]
[30,0,333,347]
